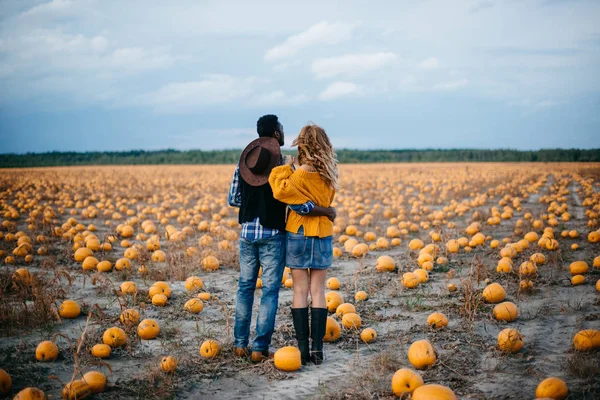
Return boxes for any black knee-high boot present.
[291,307,310,365]
[310,307,328,365]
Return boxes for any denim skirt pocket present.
[287,232,307,258]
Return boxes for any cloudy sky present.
[0,0,599,153]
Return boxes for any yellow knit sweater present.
[269,165,335,238]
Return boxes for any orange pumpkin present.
[102,327,127,347]
[13,388,47,400]
[493,302,519,322]
[360,328,377,343]
[427,312,448,329]
[82,371,107,394]
[0,368,11,394]
[412,384,456,400]
[137,319,160,340]
[497,328,524,353]
[160,356,178,374]
[341,313,362,330]
[401,272,419,289]
[573,329,600,351]
[273,346,301,372]
[119,309,140,326]
[91,344,111,358]
[35,341,58,362]
[325,291,344,313]
[355,291,368,301]
[61,379,91,400]
[535,377,568,400]
[185,276,204,291]
[407,340,436,370]
[335,303,356,317]
[184,299,204,314]
[200,340,221,359]
[326,277,341,290]
[391,368,424,396]
[482,283,506,303]
[58,300,81,319]
[569,261,589,275]
[375,255,395,272]
[323,316,341,342]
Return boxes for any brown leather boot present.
[234,347,249,358]
[250,350,272,363]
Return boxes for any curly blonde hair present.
[292,123,339,189]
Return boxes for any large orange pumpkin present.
[58,300,81,319]
[273,346,301,372]
[493,302,519,322]
[482,283,506,303]
[0,368,11,394]
[323,316,341,342]
[375,255,395,272]
[35,341,58,362]
[535,377,568,400]
[325,291,344,313]
[341,313,362,330]
[137,319,160,340]
[82,371,107,394]
[102,327,127,348]
[61,379,91,400]
[407,340,436,370]
[569,261,588,275]
[412,384,456,400]
[497,328,524,353]
[573,329,600,351]
[13,388,47,400]
[391,368,424,396]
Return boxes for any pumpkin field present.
[1,162,600,400]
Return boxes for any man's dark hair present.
[257,115,280,137]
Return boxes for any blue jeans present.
[234,233,286,352]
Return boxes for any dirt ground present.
[1,163,599,399]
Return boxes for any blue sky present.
[0,0,599,153]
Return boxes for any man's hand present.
[307,205,336,222]
[325,207,336,222]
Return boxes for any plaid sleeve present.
[289,201,315,215]
[228,164,242,207]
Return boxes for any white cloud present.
[510,98,563,111]
[318,81,361,101]
[249,90,308,107]
[264,21,354,61]
[419,57,440,69]
[312,52,397,79]
[135,75,260,112]
[433,79,468,90]
[20,0,95,19]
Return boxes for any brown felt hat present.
[239,137,281,187]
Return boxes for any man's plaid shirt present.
[228,163,314,240]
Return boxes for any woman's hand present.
[284,155,295,166]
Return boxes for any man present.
[228,114,336,362]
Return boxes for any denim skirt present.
[286,226,333,269]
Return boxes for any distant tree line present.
[0,148,599,168]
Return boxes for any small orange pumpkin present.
[200,340,221,359]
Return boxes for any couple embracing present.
[227,114,338,366]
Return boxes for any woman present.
[269,123,338,365]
